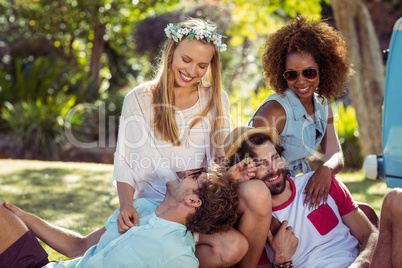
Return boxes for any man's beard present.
[261,168,288,195]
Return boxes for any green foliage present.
[0,57,70,106]
[229,86,274,128]
[0,57,88,139]
[222,0,324,100]
[67,75,102,103]
[228,0,323,46]
[0,0,181,90]
[247,87,276,114]
[97,90,124,135]
[1,92,77,160]
[332,102,363,170]
[65,90,125,145]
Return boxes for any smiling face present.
[285,52,320,103]
[252,141,288,195]
[171,39,215,89]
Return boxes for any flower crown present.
[164,23,227,52]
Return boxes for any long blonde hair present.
[152,18,226,152]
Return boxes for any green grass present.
[0,159,391,261]
[337,170,390,215]
[0,159,118,261]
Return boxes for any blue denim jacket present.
[249,89,328,176]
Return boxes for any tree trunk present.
[331,0,384,157]
[90,24,106,84]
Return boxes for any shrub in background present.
[332,102,363,170]
[65,90,124,148]
[1,92,77,160]
[0,58,70,106]
[229,86,275,127]
[0,57,87,160]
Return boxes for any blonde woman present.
[113,18,229,228]
[113,19,271,268]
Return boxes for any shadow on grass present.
[0,163,119,261]
[342,176,389,215]
[343,179,385,197]
[1,167,118,233]
[2,168,66,186]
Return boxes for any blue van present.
[363,17,402,187]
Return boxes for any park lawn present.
[0,159,391,261]
[0,159,118,261]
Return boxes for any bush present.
[1,92,77,160]
[332,102,363,170]
[0,56,101,160]
[0,57,70,105]
[229,86,275,127]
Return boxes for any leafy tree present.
[227,0,324,46]
[0,0,180,94]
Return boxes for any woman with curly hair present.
[250,16,353,210]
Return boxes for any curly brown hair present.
[262,16,353,99]
[186,163,239,234]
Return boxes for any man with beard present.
[224,126,378,268]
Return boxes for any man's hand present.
[227,158,257,182]
[117,204,139,233]
[269,216,282,236]
[303,165,332,210]
[3,201,27,223]
[267,220,298,263]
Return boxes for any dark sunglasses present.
[187,167,208,193]
[283,68,318,82]
[187,167,208,180]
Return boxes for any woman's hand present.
[227,158,257,182]
[303,165,332,210]
[117,204,139,234]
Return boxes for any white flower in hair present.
[164,22,227,52]
[182,28,191,35]
[195,27,204,40]
[164,23,175,38]
[176,28,185,40]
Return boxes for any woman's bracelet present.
[272,260,293,268]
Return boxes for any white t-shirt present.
[266,172,359,268]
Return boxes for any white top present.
[159,96,206,173]
[112,82,230,203]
